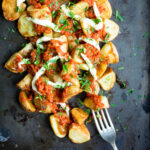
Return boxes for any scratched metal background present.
[0,0,150,150]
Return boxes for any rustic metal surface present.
[0,0,150,150]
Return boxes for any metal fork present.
[92,108,118,150]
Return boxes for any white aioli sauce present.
[18,58,29,70]
[79,37,100,50]
[26,17,61,32]
[58,103,70,116]
[46,80,72,89]
[61,5,81,21]
[17,0,25,8]
[81,53,97,80]
[32,56,60,94]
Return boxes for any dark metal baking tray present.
[0,0,150,149]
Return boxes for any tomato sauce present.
[34,24,52,35]
[14,55,26,72]
[55,114,71,126]
[87,94,104,109]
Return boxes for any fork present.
[92,108,118,150]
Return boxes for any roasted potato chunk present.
[96,0,112,19]
[100,19,119,42]
[17,73,33,90]
[71,108,89,125]
[27,5,52,21]
[96,63,107,79]
[2,0,26,21]
[70,1,89,17]
[18,12,37,37]
[19,91,36,112]
[84,95,109,110]
[101,42,119,64]
[34,96,52,114]
[63,86,83,102]
[5,43,33,73]
[84,76,100,95]
[69,123,90,143]
[50,112,70,138]
[98,67,116,91]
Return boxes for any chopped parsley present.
[22,59,31,65]
[111,103,116,107]
[133,53,136,56]
[77,98,84,106]
[97,113,101,118]
[8,27,15,33]
[52,10,59,18]
[75,39,79,45]
[143,32,150,37]
[99,58,103,62]
[92,18,101,24]
[137,46,141,50]
[84,108,91,114]
[68,12,74,19]
[16,6,21,13]
[104,33,109,43]
[40,0,45,2]
[118,67,124,70]
[128,88,134,94]
[63,64,68,72]
[78,72,91,91]
[115,9,124,22]
[138,95,142,98]
[76,47,86,55]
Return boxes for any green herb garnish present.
[115,9,124,22]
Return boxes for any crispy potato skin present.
[101,19,119,42]
[34,96,52,114]
[18,12,37,37]
[96,0,112,19]
[5,43,33,73]
[71,108,89,125]
[63,86,83,102]
[101,42,119,64]
[96,63,107,79]
[5,53,23,73]
[50,112,69,138]
[68,123,90,143]
[98,67,116,91]
[2,0,26,21]
[19,91,36,112]
[84,96,109,110]
[17,73,33,90]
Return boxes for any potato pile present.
[3,0,119,143]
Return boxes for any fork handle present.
[111,143,118,150]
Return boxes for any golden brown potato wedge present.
[68,123,90,143]
[68,36,78,52]
[34,96,52,114]
[100,19,119,42]
[19,91,36,112]
[50,112,70,138]
[69,1,89,17]
[27,5,52,21]
[84,76,100,95]
[96,63,107,79]
[71,108,89,125]
[5,43,33,73]
[96,0,112,19]
[63,86,83,102]
[2,0,26,21]
[98,67,116,91]
[84,95,109,110]
[17,73,33,90]
[101,42,119,64]
[71,44,85,64]
[18,12,37,37]
[5,53,23,73]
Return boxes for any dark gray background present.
[0,0,150,149]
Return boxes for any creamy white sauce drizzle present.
[61,5,81,21]
[17,0,25,8]
[26,17,61,32]
[46,80,72,89]
[18,58,29,70]
[36,36,68,59]
[58,103,70,116]
[81,53,97,80]
[93,2,101,19]
[32,56,60,94]
[79,37,100,50]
